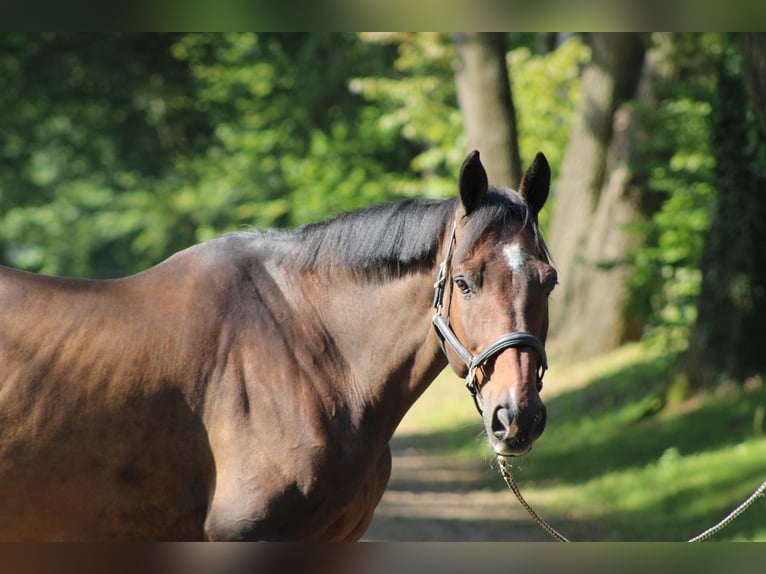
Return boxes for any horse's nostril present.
[492,406,514,439]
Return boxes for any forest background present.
[2,32,766,539]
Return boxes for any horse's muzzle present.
[488,401,547,457]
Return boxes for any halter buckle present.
[432,261,447,310]
[465,367,485,414]
[465,367,479,396]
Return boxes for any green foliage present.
[629,34,724,353]
[0,33,403,276]
[353,33,588,216]
[631,98,716,352]
[631,33,766,387]
[688,33,766,384]
[0,33,215,277]
[351,33,465,199]
[1,33,586,279]
[165,32,407,231]
[508,36,590,183]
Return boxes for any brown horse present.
[0,150,555,541]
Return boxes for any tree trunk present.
[546,33,648,360]
[684,36,766,388]
[739,33,766,137]
[453,33,522,188]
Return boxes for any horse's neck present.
[298,267,447,441]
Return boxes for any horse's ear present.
[459,150,488,215]
[518,152,551,216]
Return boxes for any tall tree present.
[740,33,766,136]
[546,33,648,359]
[684,35,766,388]
[453,33,522,188]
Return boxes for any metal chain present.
[496,455,766,542]
[496,457,569,542]
[687,476,766,542]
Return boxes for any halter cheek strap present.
[431,219,548,414]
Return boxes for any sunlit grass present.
[395,343,766,541]
[527,439,766,541]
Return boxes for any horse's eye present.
[543,269,558,295]
[454,276,472,295]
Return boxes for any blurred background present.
[1,32,765,540]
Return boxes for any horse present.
[0,150,555,541]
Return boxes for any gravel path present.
[363,433,553,541]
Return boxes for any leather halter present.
[431,219,548,413]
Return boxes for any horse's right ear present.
[459,150,488,215]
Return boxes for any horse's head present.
[434,150,555,457]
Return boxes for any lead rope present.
[497,455,766,542]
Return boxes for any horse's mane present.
[281,197,455,280]
[241,188,549,281]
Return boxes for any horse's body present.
[0,152,554,540]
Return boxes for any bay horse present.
[0,150,555,541]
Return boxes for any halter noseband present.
[431,219,548,414]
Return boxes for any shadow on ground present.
[363,351,766,541]
[363,432,584,541]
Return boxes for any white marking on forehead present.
[503,243,526,273]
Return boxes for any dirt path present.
[362,433,553,541]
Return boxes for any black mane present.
[243,188,548,280]
[290,197,454,279]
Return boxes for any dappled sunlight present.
[381,343,766,541]
[531,441,766,541]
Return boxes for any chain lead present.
[497,455,766,542]
[496,457,569,542]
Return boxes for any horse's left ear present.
[459,150,488,215]
[518,152,551,216]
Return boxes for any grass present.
[395,343,766,541]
